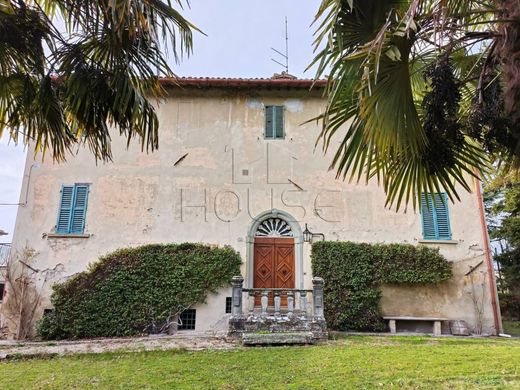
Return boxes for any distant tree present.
[485,174,520,319]
[312,1,520,209]
[0,0,198,161]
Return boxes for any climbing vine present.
[38,243,242,339]
[311,241,452,331]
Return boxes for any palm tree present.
[0,0,197,161]
[312,0,519,210]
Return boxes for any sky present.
[0,0,322,244]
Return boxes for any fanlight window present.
[255,218,293,237]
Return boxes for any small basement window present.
[226,297,232,314]
[178,309,196,330]
[0,283,4,302]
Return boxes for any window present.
[225,297,232,314]
[421,193,451,240]
[264,105,284,139]
[0,283,4,302]
[178,309,196,330]
[56,184,90,234]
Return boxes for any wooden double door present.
[253,237,295,306]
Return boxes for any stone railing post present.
[312,277,325,321]
[287,291,294,315]
[261,290,269,315]
[231,276,244,318]
[274,291,281,316]
[248,290,255,317]
[300,291,308,318]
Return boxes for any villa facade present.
[5,76,501,336]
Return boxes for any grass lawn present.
[1,336,519,389]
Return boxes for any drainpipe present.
[474,171,502,335]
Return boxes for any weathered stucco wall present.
[7,87,499,336]
[0,267,5,329]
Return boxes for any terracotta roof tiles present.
[159,76,327,89]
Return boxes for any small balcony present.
[228,276,328,344]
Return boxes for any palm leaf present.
[312,0,494,210]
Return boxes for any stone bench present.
[383,316,448,336]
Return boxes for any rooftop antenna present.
[271,17,289,73]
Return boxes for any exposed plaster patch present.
[32,175,55,221]
[284,99,304,113]
[96,176,158,232]
[245,99,263,109]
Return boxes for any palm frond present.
[0,0,198,161]
[312,0,496,210]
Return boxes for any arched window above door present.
[255,217,293,237]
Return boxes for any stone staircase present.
[242,332,315,345]
[227,277,328,345]
[231,311,327,345]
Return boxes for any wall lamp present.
[303,224,325,243]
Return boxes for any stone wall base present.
[229,312,328,343]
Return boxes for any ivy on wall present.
[38,243,242,340]
[311,241,452,331]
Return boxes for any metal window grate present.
[178,309,196,330]
[225,297,232,313]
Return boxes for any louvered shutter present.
[265,106,274,138]
[421,193,436,240]
[71,185,89,234]
[274,106,284,138]
[434,193,451,239]
[56,186,74,233]
[421,193,452,240]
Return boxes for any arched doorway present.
[246,210,303,303]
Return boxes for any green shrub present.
[311,241,452,332]
[38,243,242,340]
[499,292,520,320]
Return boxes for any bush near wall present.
[311,241,452,331]
[499,292,520,320]
[38,243,242,340]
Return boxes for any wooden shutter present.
[56,186,74,233]
[71,185,89,234]
[265,106,274,138]
[274,106,284,138]
[421,193,451,240]
[421,193,436,239]
[434,193,451,239]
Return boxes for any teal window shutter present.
[421,193,451,240]
[265,106,274,138]
[56,186,74,233]
[274,106,284,138]
[264,105,284,139]
[71,185,89,234]
[434,193,451,240]
[56,184,89,234]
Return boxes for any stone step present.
[242,332,316,346]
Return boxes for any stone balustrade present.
[230,276,325,321]
[228,276,328,340]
